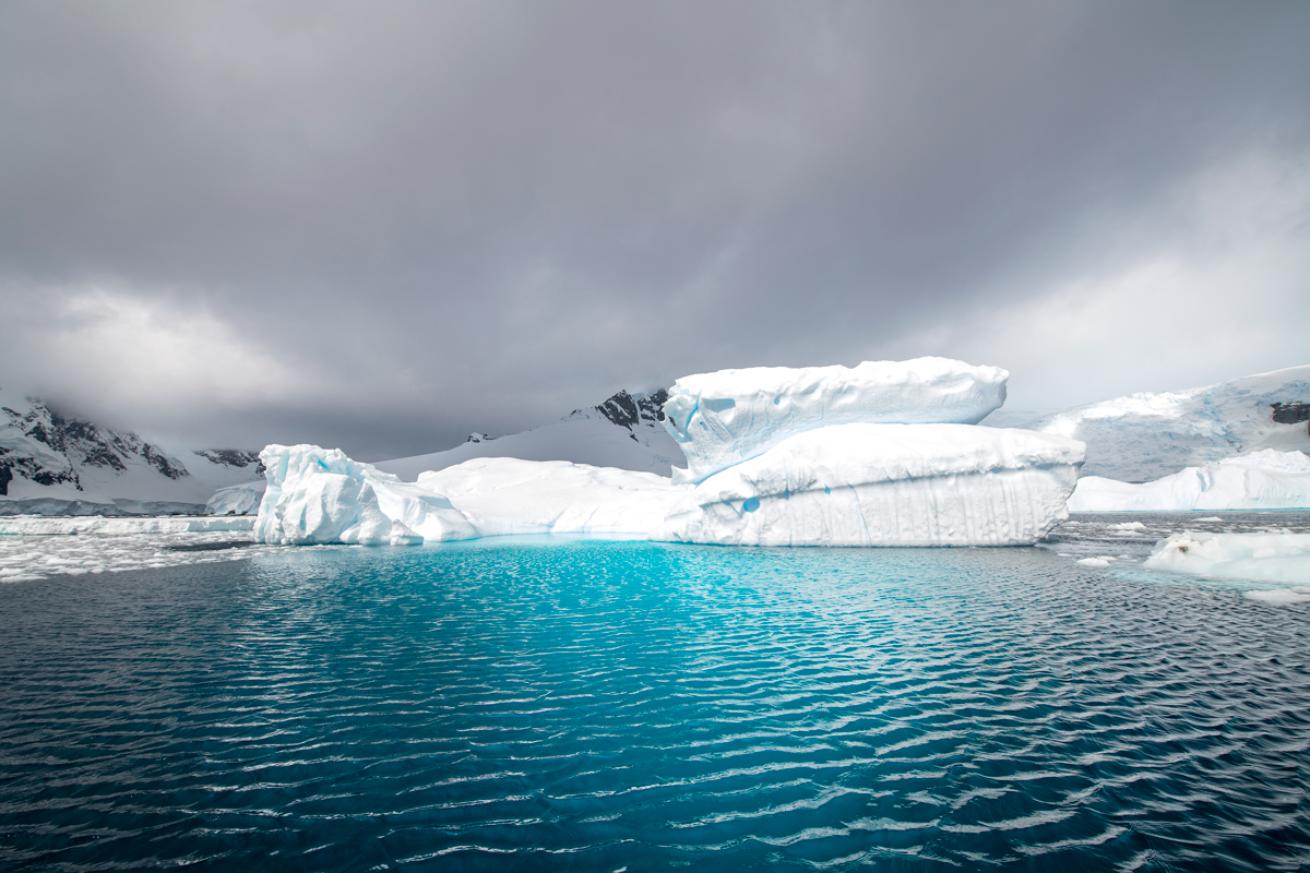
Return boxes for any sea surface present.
[2,516,1310,870]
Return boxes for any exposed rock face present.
[1,389,260,510]
[1,398,162,495]
[1272,401,1310,424]
[193,448,262,470]
[593,389,668,429]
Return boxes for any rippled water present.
[3,536,1310,870]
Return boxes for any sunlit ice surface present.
[2,528,1310,869]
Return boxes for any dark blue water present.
[2,540,1309,870]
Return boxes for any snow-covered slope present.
[1035,365,1310,482]
[0,387,263,515]
[377,389,680,480]
[1067,449,1310,512]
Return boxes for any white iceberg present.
[663,357,1008,483]
[667,424,1081,546]
[1145,531,1310,585]
[417,457,681,539]
[1068,449,1310,512]
[253,358,1079,549]
[254,445,476,545]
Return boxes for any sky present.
[2,1,1308,459]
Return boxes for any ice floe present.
[1144,531,1310,585]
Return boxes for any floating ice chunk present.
[1245,588,1310,605]
[1076,556,1116,567]
[1068,450,1310,512]
[663,357,1008,483]
[254,445,475,545]
[665,424,1082,546]
[1144,531,1310,585]
[418,457,682,538]
[205,481,265,516]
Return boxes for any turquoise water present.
[2,539,1309,870]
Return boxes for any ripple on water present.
[1,538,1309,870]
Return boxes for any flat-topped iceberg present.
[1068,449,1310,512]
[252,358,1081,548]
[663,357,1008,483]
[668,424,1081,546]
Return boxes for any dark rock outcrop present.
[1271,401,1310,424]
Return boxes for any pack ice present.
[254,358,1084,547]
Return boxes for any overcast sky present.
[2,1,1308,458]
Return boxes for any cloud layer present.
[2,1,1308,456]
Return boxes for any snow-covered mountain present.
[1035,365,1310,482]
[0,387,263,515]
[377,389,680,481]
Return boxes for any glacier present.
[1036,364,1310,482]
[1068,449,1310,512]
[252,359,1083,548]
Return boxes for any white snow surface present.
[418,457,681,539]
[1037,364,1310,482]
[1144,531,1310,585]
[663,357,1008,483]
[377,406,679,481]
[1068,449,1310,512]
[206,481,265,516]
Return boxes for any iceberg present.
[253,358,1080,548]
[667,424,1081,546]
[417,457,681,539]
[254,445,475,545]
[663,357,1008,483]
[1068,449,1310,512]
[1145,531,1310,585]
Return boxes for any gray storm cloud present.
[2,1,1308,457]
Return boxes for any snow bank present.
[664,357,1008,483]
[253,445,476,545]
[667,425,1080,546]
[418,457,682,538]
[1068,450,1310,512]
[205,481,265,516]
[1145,531,1310,585]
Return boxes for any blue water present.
[2,539,1309,870]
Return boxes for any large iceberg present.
[663,357,1008,483]
[668,424,1081,546]
[253,358,1082,548]
[1068,449,1310,512]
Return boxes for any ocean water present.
[2,532,1310,870]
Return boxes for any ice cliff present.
[254,358,1084,547]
